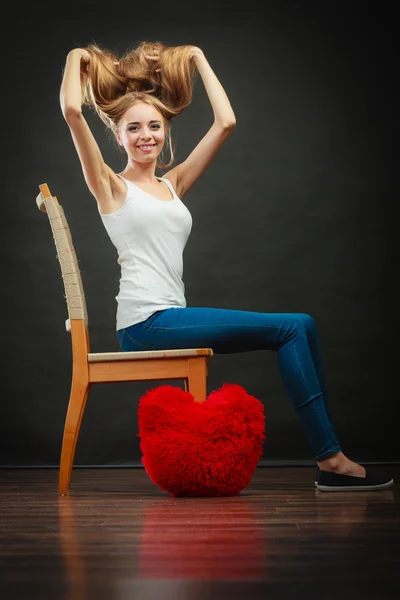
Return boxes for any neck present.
[122,159,159,184]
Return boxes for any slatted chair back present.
[36,183,88,332]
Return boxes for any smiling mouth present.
[137,144,156,150]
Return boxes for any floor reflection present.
[58,494,267,598]
[138,497,267,579]
[312,489,395,535]
[58,496,87,600]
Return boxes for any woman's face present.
[117,102,165,162]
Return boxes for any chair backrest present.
[36,183,88,331]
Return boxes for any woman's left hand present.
[188,46,204,60]
[145,45,203,72]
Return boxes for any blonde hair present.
[80,40,197,169]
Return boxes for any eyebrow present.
[126,120,161,126]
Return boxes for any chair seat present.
[88,348,214,362]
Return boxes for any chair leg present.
[59,380,91,495]
[186,358,208,402]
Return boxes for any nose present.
[140,128,153,140]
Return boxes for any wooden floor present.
[1,466,399,600]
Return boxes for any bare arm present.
[167,48,236,199]
[60,49,121,207]
[193,48,236,128]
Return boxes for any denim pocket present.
[117,329,156,352]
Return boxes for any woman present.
[60,40,393,491]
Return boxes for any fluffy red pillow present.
[137,383,265,497]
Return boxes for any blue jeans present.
[117,307,342,461]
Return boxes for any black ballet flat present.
[315,467,394,491]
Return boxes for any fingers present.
[145,55,161,73]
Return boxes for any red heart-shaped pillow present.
[137,383,266,497]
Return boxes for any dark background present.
[1,1,398,467]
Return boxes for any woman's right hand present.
[67,48,90,72]
[68,48,90,61]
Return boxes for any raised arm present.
[168,48,236,199]
[60,49,121,209]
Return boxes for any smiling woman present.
[58,37,393,491]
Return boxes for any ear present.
[115,131,123,147]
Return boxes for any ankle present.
[317,452,366,477]
[318,452,346,472]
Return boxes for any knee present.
[297,313,317,333]
[280,314,309,341]
[281,313,316,340]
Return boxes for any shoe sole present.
[315,478,394,491]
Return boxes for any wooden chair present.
[36,183,214,495]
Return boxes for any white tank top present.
[98,175,193,330]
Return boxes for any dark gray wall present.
[1,1,398,466]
